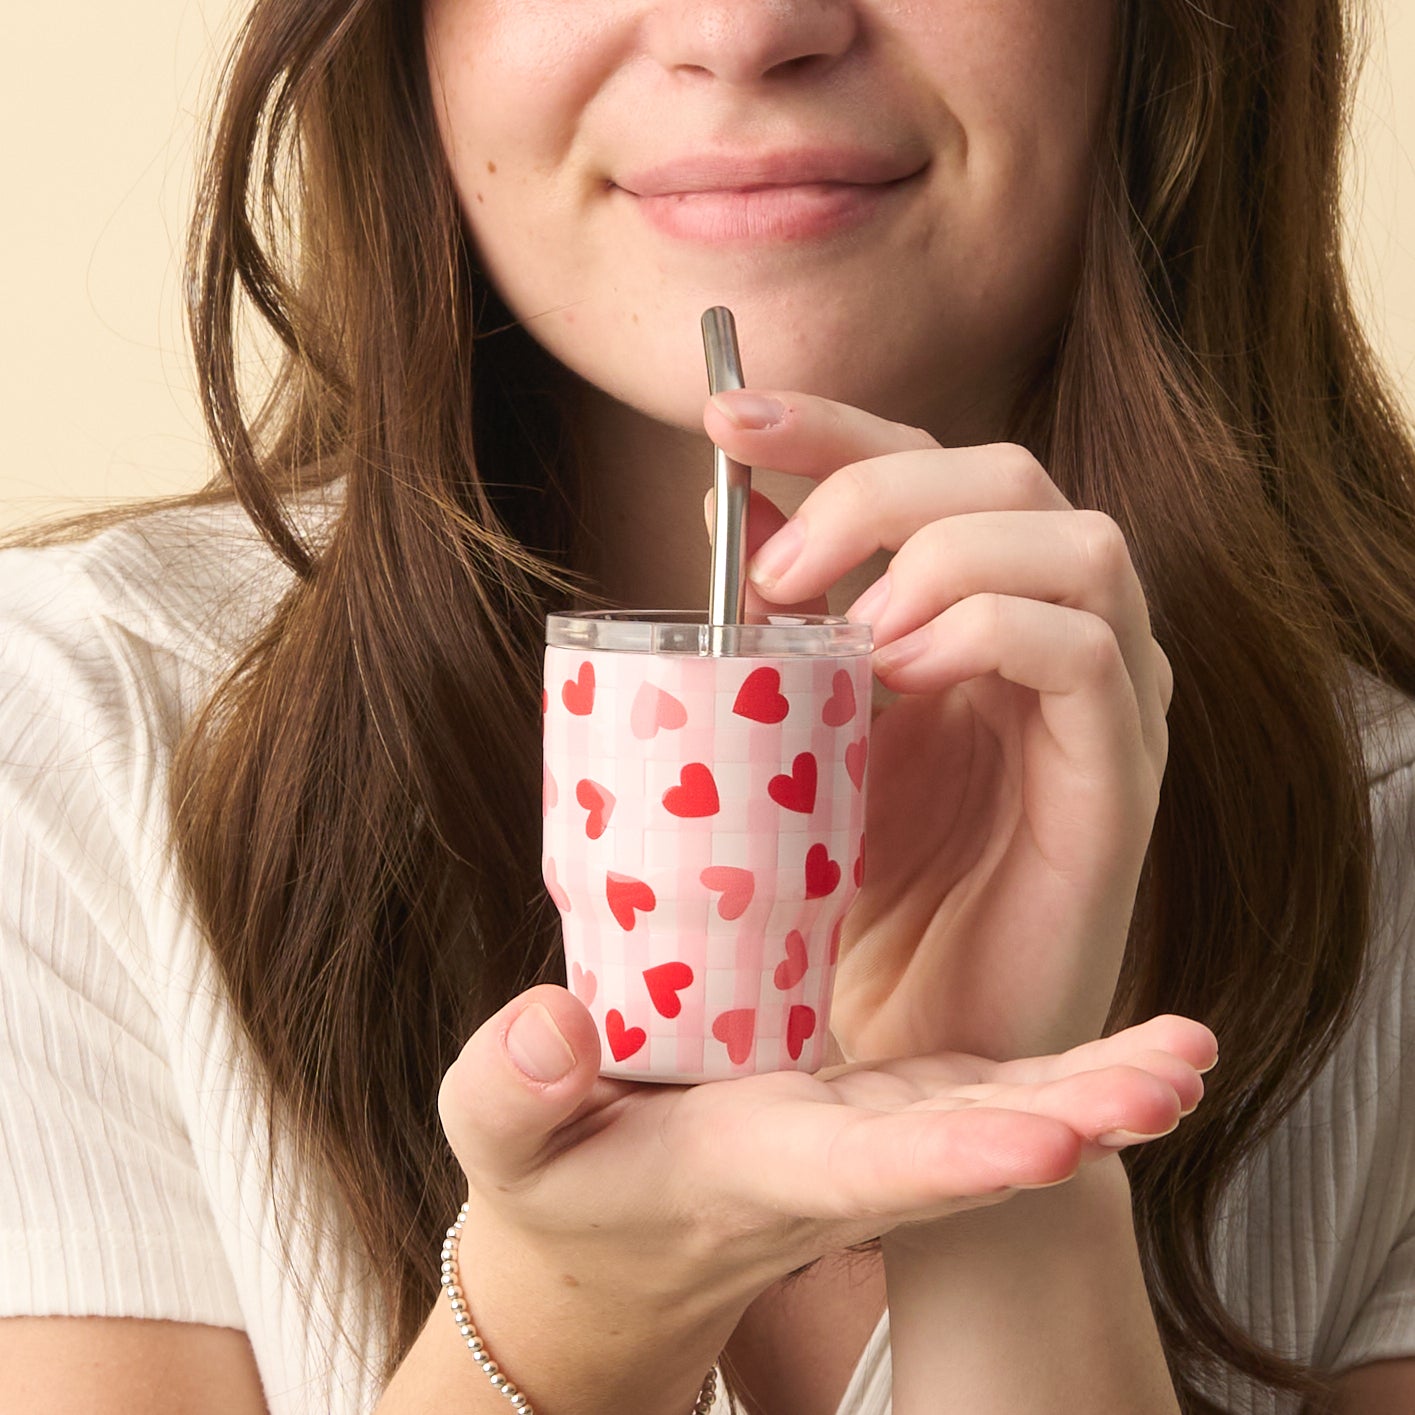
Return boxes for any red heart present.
[575,778,615,840]
[605,1009,647,1062]
[542,856,571,913]
[786,1005,817,1061]
[700,865,755,921]
[805,844,841,899]
[853,838,865,888]
[571,961,597,1007]
[733,666,789,724]
[711,1008,756,1066]
[631,682,688,740]
[543,763,557,816]
[768,752,818,814]
[662,762,720,818]
[562,661,595,716]
[606,872,656,931]
[822,670,857,727]
[773,930,809,991]
[643,961,695,1019]
[845,735,868,792]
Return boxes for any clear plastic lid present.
[545,610,872,658]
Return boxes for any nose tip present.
[646,0,859,86]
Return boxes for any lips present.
[616,147,924,198]
[615,149,926,244]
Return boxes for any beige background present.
[4,4,1415,530]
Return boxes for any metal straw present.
[701,306,752,638]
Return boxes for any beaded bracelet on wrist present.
[442,1201,719,1415]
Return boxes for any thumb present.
[439,983,601,1187]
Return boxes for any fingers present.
[704,387,941,478]
[439,984,609,1191]
[843,510,1166,769]
[998,1014,1219,1084]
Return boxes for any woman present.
[0,0,1411,1411]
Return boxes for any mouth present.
[613,149,928,244]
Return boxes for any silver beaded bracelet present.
[442,1201,720,1414]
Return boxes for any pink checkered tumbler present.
[543,612,872,1083]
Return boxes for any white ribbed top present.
[0,499,1411,1415]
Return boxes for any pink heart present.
[542,856,570,913]
[575,778,615,840]
[786,1005,817,1062]
[606,872,656,931]
[571,961,597,1007]
[712,1008,757,1066]
[822,670,857,727]
[773,930,809,991]
[845,735,868,792]
[631,681,688,740]
[643,961,695,1019]
[562,661,595,716]
[700,865,755,921]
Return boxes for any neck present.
[566,378,828,612]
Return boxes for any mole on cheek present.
[486,159,497,174]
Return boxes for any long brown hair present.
[156,0,1415,1409]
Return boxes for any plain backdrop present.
[4,3,1415,530]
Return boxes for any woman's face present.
[423,0,1115,440]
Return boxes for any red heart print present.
[853,838,865,888]
[542,856,571,913]
[711,1008,756,1066]
[805,843,841,899]
[543,763,557,816]
[845,735,868,792]
[606,872,656,931]
[786,1005,817,1061]
[575,778,615,840]
[605,1009,647,1062]
[768,752,818,814]
[733,666,789,724]
[630,681,688,740]
[562,661,595,716]
[773,930,809,991]
[571,961,597,1007]
[643,961,695,1019]
[700,865,755,921]
[822,670,857,727]
[662,762,720,818]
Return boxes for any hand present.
[440,986,1214,1323]
[703,391,1173,1064]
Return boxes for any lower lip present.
[626,180,910,244]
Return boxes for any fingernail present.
[711,391,785,430]
[506,1003,576,1083]
[1198,1053,1219,1075]
[873,627,927,675]
[846,575,891,626]
[748,518,805,590]
[1097,1119,1180,1149]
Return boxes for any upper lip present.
[617,148,925,196]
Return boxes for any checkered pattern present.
[543,646,869,1083]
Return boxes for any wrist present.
[881,1153,1133,1261]
[451,1198,746,1412]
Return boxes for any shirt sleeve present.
[0,550,245,1328]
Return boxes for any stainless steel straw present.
[701,307,752,640]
